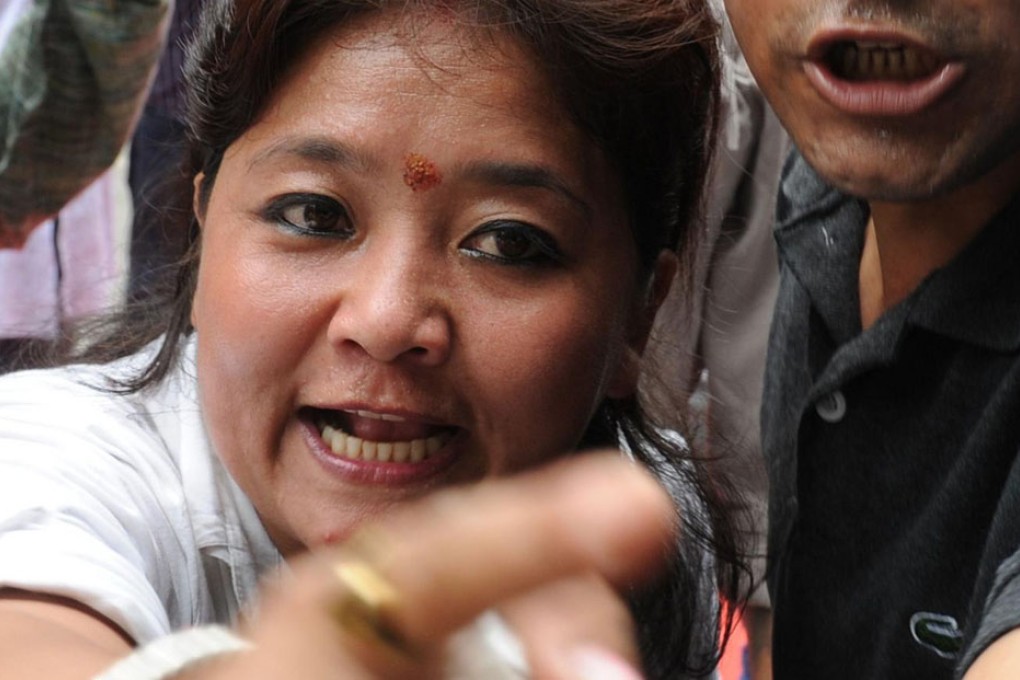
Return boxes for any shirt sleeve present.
[0,370,191,643]
[958,554,1020,676]
[956,452,1020,677]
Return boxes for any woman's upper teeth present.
[352,409,406,422]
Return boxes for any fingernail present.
[569,645,645,680]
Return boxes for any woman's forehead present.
[302,6,533,80]
[226,11,604,189]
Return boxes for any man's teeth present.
[320,424,447,463]
[831,42,940,82]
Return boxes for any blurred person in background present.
[647,3,789,677]
[127,0,204,302]
[0,0,168,371]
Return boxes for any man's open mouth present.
[821,40,943,82]
[304,407,457,463]
[804,33,965,117]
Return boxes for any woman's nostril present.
[328,301,451,365]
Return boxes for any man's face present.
[724,0,1020,201]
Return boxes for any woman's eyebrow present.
[247,136,373,172]
[246,141,592,215]
[461,160,592,218]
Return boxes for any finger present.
[230,563,451,680]
[228,453,673,680]
[498,573,639,678]
[355,451,676,647]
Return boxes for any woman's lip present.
[804,28,965,117]
[299,418,461,486]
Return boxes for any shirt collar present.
[776,149,1020,353]
[775,150,868,346]
[147,335,283,602]
[906,190,1020,352]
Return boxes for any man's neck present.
[859,153,1020,330]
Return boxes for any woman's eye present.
[264,194,351,236]
[461,221,563,266]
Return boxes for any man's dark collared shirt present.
[763,151,1020,679]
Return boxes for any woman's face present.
[191,11,656,555]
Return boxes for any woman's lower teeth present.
[320,424,445,462]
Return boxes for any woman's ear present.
[190,172,207,330]
[192,172,207,228]
[641,251,678,342]
[606,252,678,399]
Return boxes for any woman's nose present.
[326,243,452,366]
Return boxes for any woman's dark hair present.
[55,0,747,675]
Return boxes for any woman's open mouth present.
[303,406,457,464]
[805,33,965,116]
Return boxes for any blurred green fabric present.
[0,0,168,247]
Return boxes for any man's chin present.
[799,129,1020,205]
[801,149,957,204]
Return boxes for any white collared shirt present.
[0,337,282,643]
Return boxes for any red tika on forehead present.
[403,153,443,192]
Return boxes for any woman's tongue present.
[344,412,432,442]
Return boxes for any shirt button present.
[815,390,847,423]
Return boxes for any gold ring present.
[331,557,413,657]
